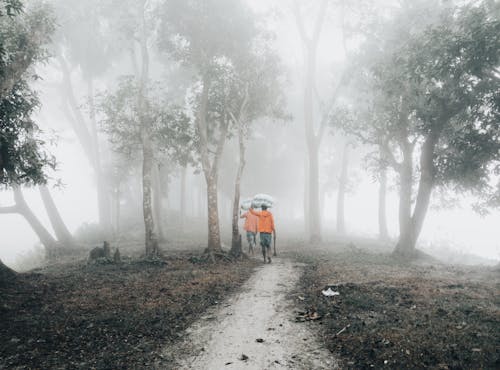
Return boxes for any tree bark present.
[180,166,187,232]
[394,131,439,257]
[142,137,159,257]
[378,166,389,241]
[138,0,159,257]
[152,162,166,242]
[397,140,413,241]
[206,174,221,251]
[39,185,74,247]
[195,72,228,253]
[11,187,59,254]
[336,143,349,235]
[230,119,247,257]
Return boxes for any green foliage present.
[403,2,500,190]
[0,80,55,186]
[0,0,22,17]
[0,2,55,186]
[343,0,499,199]
[98,76,194,166]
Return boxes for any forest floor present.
[286,242,500,369]
[0,251,258,369]
[1,240,499,369]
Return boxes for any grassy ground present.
[290,245,500,369]
[0,251,258,369]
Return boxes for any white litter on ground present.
[321,288,340,297]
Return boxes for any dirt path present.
[157,258,337,369]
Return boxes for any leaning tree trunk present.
[11,187,60,255]
[394,132,438,258]
[39,185,74,247]
[336,143,349,235]
[378,166,389,241]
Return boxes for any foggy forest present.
[1,0,499,368]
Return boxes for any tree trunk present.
[394,132,439,257]
[336,143,349,235]
[293,1,329,244]
[138,0,158,258]
[152,162,166,241]
[304,46,321,243]
[378,167,389,241]
[304,159,310,236]
[112,186,120,236]
[87,78,111,233]
[308,143,322,242]
[206,174,222,252]
[12,187,60,254]
[142,138,159,257]
[39,185,74,247]
[180,166,187,232]
[230,122,246,258]
[398,145,413,239]
[195,73,228,253]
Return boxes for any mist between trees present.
[0,0,499,270]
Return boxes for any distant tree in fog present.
[292,0,352,243]
[53,0,116,233]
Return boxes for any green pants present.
[260,232,272,251]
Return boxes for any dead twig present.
[335,324,350,336]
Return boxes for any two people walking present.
[240,204,276,263]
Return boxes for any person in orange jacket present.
[250,205,276,263]
[240,209,259,255]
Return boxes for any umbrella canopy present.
[252,193,275,208]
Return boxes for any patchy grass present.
[0,251,258,369]
[294,248,500,369]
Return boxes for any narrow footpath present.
[157,258,338,369]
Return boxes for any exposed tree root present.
[392,248,438,263]
[189,249,248,264]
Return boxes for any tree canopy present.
[0,2,55,186]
